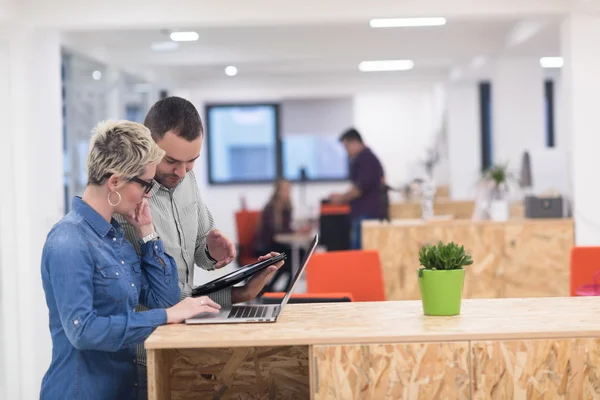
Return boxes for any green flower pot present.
[417,268,465,316]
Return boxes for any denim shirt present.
[40,197,180,400]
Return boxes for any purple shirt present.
[349,147,385,218]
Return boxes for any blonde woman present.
[40,120,220,400]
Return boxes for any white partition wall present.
[0,28,64,400]
[561,12,600,245]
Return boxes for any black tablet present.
[191,253,287,297]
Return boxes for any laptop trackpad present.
[193,309,230,319]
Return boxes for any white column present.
[492,58,546,170]
[0,27,64,399]
[446,82,481,200]
[105,66,124,119]
[561,13,600,245]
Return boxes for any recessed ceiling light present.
[540,56,563,68]
[170,31,199,42]
[358,60,414,72]
[369,17,446,28]
[225,66,238,76]
[92,70,102,80]
[151,41,180,51]
[470,56,486,69]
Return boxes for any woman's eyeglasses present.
[130,177,154,194]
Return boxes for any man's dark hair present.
[144,96,203,141]
[339,128,363,144]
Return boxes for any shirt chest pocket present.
[95,264,140,303]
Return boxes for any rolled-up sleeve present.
[138,239,180,309]
[42,229,167,352]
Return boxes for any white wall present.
[562,13,600,245]
[353,89,440,188]
[492,58,546,172]
[447,83,481,199]
[0,28,63,400]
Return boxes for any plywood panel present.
[362,219,572,301]
[169,346,309,399]
[502,220,573,297]
[472,338,600,400]
[313,342,470,400]
[362,221,504,300]
[147,349,171,400]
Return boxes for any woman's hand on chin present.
[123,199,154,238]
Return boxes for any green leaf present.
[418,241,473,270]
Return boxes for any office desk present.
[362,218,574,300]
[146,297,600,399]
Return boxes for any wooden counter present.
[362,218,574,301]
[146,297,600,399]
[389,200,524,219]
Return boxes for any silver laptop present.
[185,234,318,324]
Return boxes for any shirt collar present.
[71,196,120,238]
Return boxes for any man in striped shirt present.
[118,97,284,399]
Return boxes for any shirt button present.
[116,272,119,276]
[131,283,135,287]
[113,238,117,241]
[73,320,79,325]
[134,383,138,387]
[154,245,158,250]
[121,261,125,265]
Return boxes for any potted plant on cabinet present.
[482,163,513,221]
[417,241,473,316]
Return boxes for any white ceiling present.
[63,16,561,86]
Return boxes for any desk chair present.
[234,210,261,266]
[570,246,600,296]
[306,250,386,301]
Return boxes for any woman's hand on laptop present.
[166,296,221,324]
[232,252,285,304]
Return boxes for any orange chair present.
[306,250,386,301]
[320,203,351,215]
[570,246,600,296]
[234,210,261,266]
[261,292,354,304]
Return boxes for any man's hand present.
[206,229,236,269]
[231,252,285,303]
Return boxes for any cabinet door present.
[472,338,600,399]
[312,342,470,400]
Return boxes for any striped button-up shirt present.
[117,170,232,365]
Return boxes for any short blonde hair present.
[86,120,165,186]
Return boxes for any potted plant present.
[481,163,513,221]
[417,241,473,316]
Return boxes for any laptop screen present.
[279,234,319,310]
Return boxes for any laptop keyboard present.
[228,305,269,319]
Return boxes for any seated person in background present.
[39,120,221,400]
[254,179,306,292]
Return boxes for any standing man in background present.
[118,96,285,399]
[329,128,385,249]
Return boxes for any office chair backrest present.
[234,210,261,266]
[306,250,386,301]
